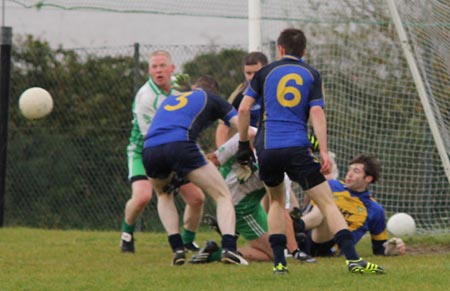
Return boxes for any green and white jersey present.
[127,77,176,179]
[215,129,292,209]
[216,131,265,206]
[130,77,176,140]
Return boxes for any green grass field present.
[1,227,449,291]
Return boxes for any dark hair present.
[349,154,381,183]
[243,52,268,66]
[277,28,307,57]
[194,75,219,94]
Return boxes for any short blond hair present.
[149,50,173,64]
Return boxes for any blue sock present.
[168,234,184,252]
[269,234,287,267]
[334,229,359,260]
[297,219,306,233]
[221,234,237,252]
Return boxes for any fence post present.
[0,26,12,227]
[269,40,277,62]
[133,43,140,94]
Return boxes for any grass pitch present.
[0,227,449,290]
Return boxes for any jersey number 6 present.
[277,73,303,107]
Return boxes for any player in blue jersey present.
[292,154,406,257]
[121,50,204,254]
[212,51,305,254]
[142,75,248,266]
[215,52,268,147]
[237,28,384,274]
[188,128,315,264]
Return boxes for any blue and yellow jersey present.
[229,82,261,127]
[327,179,388,245]
[143,89,236,147]
[244,55,324,150]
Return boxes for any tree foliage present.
[182,48,247,98]
[181,48,247,152]
[7,35,143,229]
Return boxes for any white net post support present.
[386,0,450,186]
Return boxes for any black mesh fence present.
[4,41,248,231]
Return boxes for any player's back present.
[144,89,235,147]
[248,56,324,149]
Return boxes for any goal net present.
[258,0,450,232]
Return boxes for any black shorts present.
[142,141,207,179]
[257,146,325,189]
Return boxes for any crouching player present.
[190,128,315,264]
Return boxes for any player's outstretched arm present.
[383,237,406,256]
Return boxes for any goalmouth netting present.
[258,0,450,232]
[6,0,450,233]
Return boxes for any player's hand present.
[236,141,256,166]
[383,237,406,256]
[319,151,331,176]
[173,73,191,92]
[236,163,256,184]
[206,152,220,167]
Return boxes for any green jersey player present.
[121,50,204,253]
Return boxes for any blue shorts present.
[256,146,325,190]
[142,141,207,179]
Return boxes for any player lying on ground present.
[190,129,315,264]
[290,153,406,257]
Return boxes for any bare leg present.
[285,211,298,253]
[187,162,236,236]
[124,179,153,226]
[265,182,286,235]
[301,205,334,243]
[153,177,180,235]
[179,183,205,232]
[288,189,300,210]
[260,194,270,212]
[238,233,273,261]
[265,182,288,268]
[305,181,348,234]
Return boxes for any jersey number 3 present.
[277,73,303,107]
[164,92,190,111]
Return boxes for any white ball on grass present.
[19,87,53,120]
[387,212,416,237]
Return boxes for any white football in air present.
[19,87,53,120]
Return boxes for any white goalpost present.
[386,0,450,186]
[248,0,262,52]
